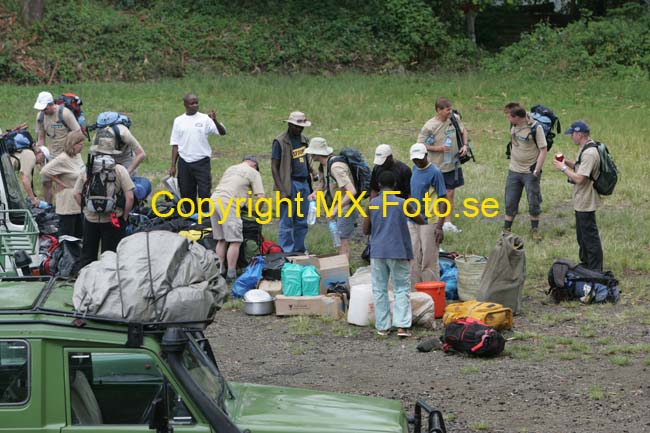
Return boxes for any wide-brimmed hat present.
[33,91,54,110]
[409,143,427,160]
[303,137,333,156]
[374,144,393,165]
[286,111,312,128]
[90,135,122,155]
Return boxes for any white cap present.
[373,144,393,165]
[33,91,54,110]
[38,146,51,162]
[409,143,427,160]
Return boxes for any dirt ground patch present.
[206,292,650,433]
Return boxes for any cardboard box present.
[287,255,319,267]
[274,295,342,319]
[317,254,350,295]
[257,280,282,298]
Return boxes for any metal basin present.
[243,300,274,316]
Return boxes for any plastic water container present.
[443,135,453,164]
[415,281,446,318]
[328,220,341,248]
[307,200,317,225]
[347,283,373,326]
[281,263,303,296]
[301,265,320,296]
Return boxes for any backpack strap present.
[576,141,600,181]
[57,105,71,131]
[110,124,123,150]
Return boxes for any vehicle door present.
[60,348,211,433]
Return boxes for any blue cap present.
[564,121,590,135]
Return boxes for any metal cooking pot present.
[242,300,274,316]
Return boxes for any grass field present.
[2,73,648,300]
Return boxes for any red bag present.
[260,240,283,255]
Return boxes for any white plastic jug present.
[347,283,373,326]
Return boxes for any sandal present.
[376,329,391,336]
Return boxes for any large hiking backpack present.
[441,317,505,357]
[327,147,371,199]
[82,154,122,213]
[1,129,34,153]
[547,258,620,304]
[506,104,561,159]
[88,112,133,150]
[38,93,87,133]
[577,142,619,196]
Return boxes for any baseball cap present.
[33,91,54,110]
[409,143,427,160]
[564,120,590,135]
[373,144,393,165]
[243,155,259,171]
[286,111,312,128]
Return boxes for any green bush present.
[481,4,650,79]
[2,0,478,83]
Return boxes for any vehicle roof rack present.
[0,276,216,336]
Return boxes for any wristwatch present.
[560,165,567,172]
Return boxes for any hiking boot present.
[443,222,462,233]
[502,227,512,236]
[530,227,542,242]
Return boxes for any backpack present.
[577,142,619,196]
[547,258,620,304]
[448,111,475,164]
[327,148,371,200]
[82,154,122,213]
[506,104,561,158]
[1,129,34,153]
[261,240,283,255]
[441,317,505,357]
[88,112,133,150]
[38,93,87,133]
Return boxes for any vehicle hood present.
[226,382,407,433]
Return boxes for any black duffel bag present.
[441,317,505,357]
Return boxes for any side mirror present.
[148,397,173,433]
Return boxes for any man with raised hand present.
[170,93,226,215]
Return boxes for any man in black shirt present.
[369,144,412,199]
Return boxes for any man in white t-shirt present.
[169,93,226,213]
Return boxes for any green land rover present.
[0,278,446,433]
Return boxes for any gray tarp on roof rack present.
[73,231,227,322]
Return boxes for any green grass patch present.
[588,385,605,401]
[609,355,631,366]
[471,421,491,431]
[289,316,322,336]
[460,365,481,375]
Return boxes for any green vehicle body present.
[0,278,445,433]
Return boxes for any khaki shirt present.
[213,162,265,206]
[73,164,134,223]
[417,115,465,173]
[35,107,80,158]
[573,145,601,212]
[326,160,354,212]
[41,153,84,215]
[108,125,143,171]
[12,149,36,178]
[509,117,547,173]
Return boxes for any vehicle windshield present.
[179,333,231,413]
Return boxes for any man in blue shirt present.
[363,171,424,337]
[408,143,447,288]
[271,111,315,253]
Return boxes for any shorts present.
[336,209,358,239]
[443,168,465,190]
[504,170,542,217]
[210,203,243,242]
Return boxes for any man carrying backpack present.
[305,137,358,260]
[553,121,603,271]
[34,91,82,204]
[417,97,468,233]
[3,125,45,206]
[73,138,135,269]
[503,103,548,241]
[369,144,411,199]
[271,111,316,253]
[169,93,226,215]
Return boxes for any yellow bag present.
[178,228,212,242]
[442,300,513,331]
